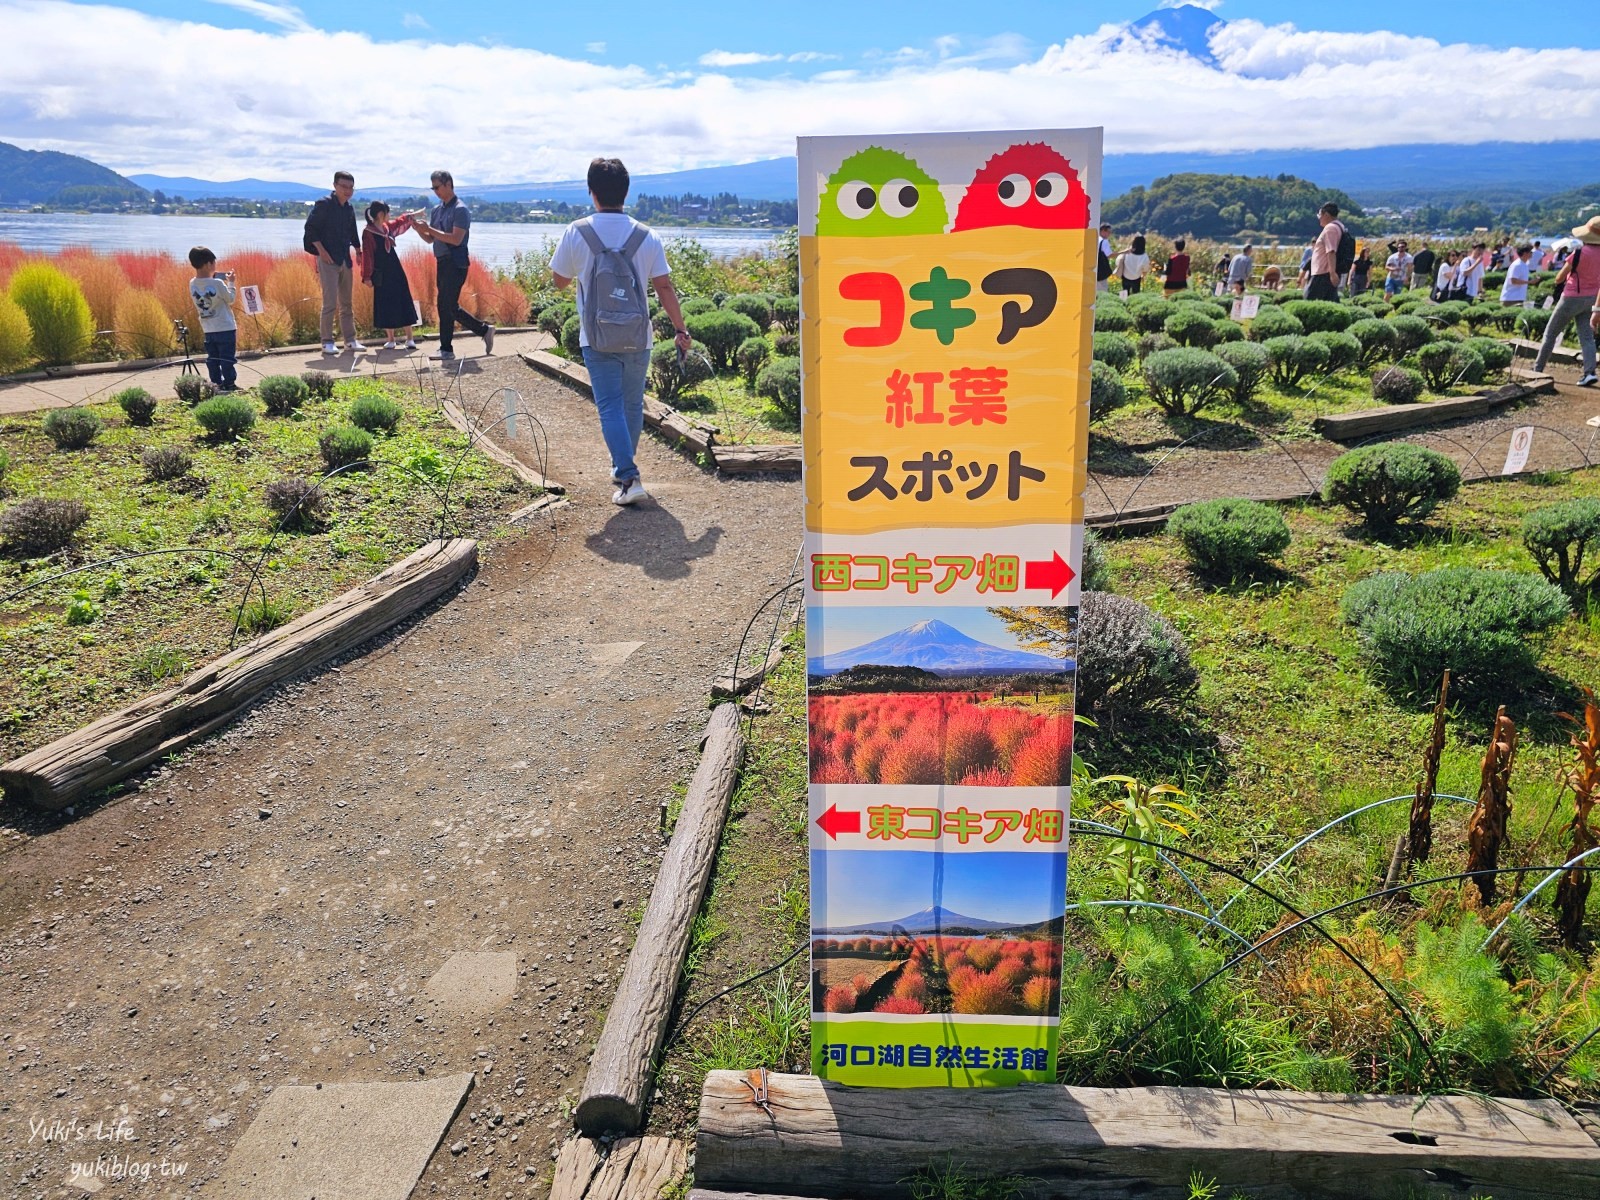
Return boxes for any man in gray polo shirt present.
[412,170,494,364]
[1227,244,1254,296]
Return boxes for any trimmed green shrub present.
[651,309,676,341]
[1307,330,1361,373]
[1416,342,1483,390]
[1136,331,1176,361]
[1081,527,1110,592]
[1092,332,1136,373]
[1168,498,1291,577]
[735,336,770,387]
[1094,303,1135,333]
[1428,300,1469,328]
[685,309,761,371]
[1522,496,1600,603]
[1142,347,1236,417]
[1486,306,1520,332]
[1322,443,1461,529]
[1371,365,1426,405]
[264,475,328,531]
[0,292,33,373]
[114,386,157,426]
[772,331,799,357]
[560,313,581,356]
[1340,567,1570,695]
[1214,341,1270,405]
[1462,304,1499,334]
[1348,317,1400,366]
[1388,314,1433,354]
[348,392,402,434]
[1283,299,1355,333]
[1515,308,1551,339]
[649,339,713,400]
[7,262,93,365]
[1246,305,1303,342]
[1450,344,1487,386]
[319,424,373,470]
[1173,296,1230,322]
[1074,591,1199,725]
[1129,297,1177,333]
[755,355,803,423]
[42,407,103,450]
[141,445,191,481]
[1463,336,1514,373]
[300,370,336,401]
[724,294,773,332]
[1,497,89,555]
[537,301,575,336]
[1351,292,1393,314]
[259,374,311,416]
[1211,319,1244,344]
[193,394,257,440]
[1263,335,1329,387]
[1089,360,1128,417]
[173,374,215,405]
[772,294,800,332]
[679,296,717,317]
[1164,307,1220,348]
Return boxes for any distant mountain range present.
[824,905,1017,936]
[808,619,1065,678]
[0,141,147,205]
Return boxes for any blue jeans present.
[581,346,650,485]
[203,330,237,388]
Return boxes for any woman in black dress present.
[360,201,418,350]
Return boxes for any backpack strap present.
[574,217,607,255]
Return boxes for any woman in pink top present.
[1534,216,1600,385]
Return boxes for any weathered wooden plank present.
[1508,338,1577,364]
[550,1136,604,1200]
[1510,369,1558,393]
[1314,394,1491,441]
[713,444,803,475]
[0,539,478,811]
[522,349,719,453]
[696,1071,1600,1200]
[508,494,569,524]
[439,398,563,492]
[574,705,746,1135]
[712,641,789,698]
[590,1137,688,1200]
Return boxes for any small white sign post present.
[1231,294,1260,321]
[1502,425,1535,476]
[239,285,264,316]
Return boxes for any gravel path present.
[0,360,801,1196]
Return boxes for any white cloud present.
[205,0,312,33]
[3,3,1599,185]
[698,50,784,67]
[787,51,839,63]
[400,12,428,30]
[585,41,606,54]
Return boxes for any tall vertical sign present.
[802,129,1098,1087]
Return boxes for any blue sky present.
[809,606,1024,658]
[4,1,1598,182]
[813,849,1066,929]
[125,1,1600,58]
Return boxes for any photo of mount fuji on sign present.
[807,619,1066,677]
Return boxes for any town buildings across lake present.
[0,213,781,270]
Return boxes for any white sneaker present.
[404,338,417,350]
[322,342,338,356]
[346,340,367,353]
[382,340,397,350]
[611,479,648,506]
[482,325,496,355]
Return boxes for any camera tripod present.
[173,320,200,377]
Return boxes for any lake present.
[0,213,782,270]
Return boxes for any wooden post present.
[695,1070,1600,1199]
[574,703,745,1135]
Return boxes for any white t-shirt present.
[1118,252,1150,281]
[1457,256,1485,298]
[1500,258,1531,303]
[1436,262,1457,292]
[1385,252,1411,281]
[549,213,671,348]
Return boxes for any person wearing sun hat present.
[1535,215,1600,386]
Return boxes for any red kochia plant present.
[874,997,926,1014]
[822,985,857,1013]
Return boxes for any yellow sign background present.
[803,226,1092,536]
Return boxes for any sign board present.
[1502,425,1535,475]
[800,128,1097,1088]
[1230,294,1260,321]
[239,285,264,316]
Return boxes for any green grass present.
[0,376,535,759]
[670,364,799,446]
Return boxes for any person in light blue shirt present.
[412,170,494,364]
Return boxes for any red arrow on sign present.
[816,804,862,841]
[1024,552,1075,599]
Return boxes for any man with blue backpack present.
[551,158,693,506]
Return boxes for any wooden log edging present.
[1313,375,1555,442]
[574,703,746,1135]
[519,350,801,476]
[0,538,478,812]
[550,1135,688,1200]
[439,398,564,493]
[695,1070,1600,1199]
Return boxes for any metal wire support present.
[0,546,271,618]
[1071,816,1219,921]
[1112,416,1323,521]
[1479,845,1600,950]
[1063,899,1256,955]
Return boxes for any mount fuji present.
[807,619,1066,678]
[824,905,1017,936]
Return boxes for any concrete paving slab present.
[587,642,645,668]
[422,950,518,1014]
[211,1072,473,1199]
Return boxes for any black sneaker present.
[483,325,496,355]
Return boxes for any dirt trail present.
[0,360,801,1196]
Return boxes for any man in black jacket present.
[303,171,364,355]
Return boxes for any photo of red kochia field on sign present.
[810,850,1067,1017]
[807,606,1076,787]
